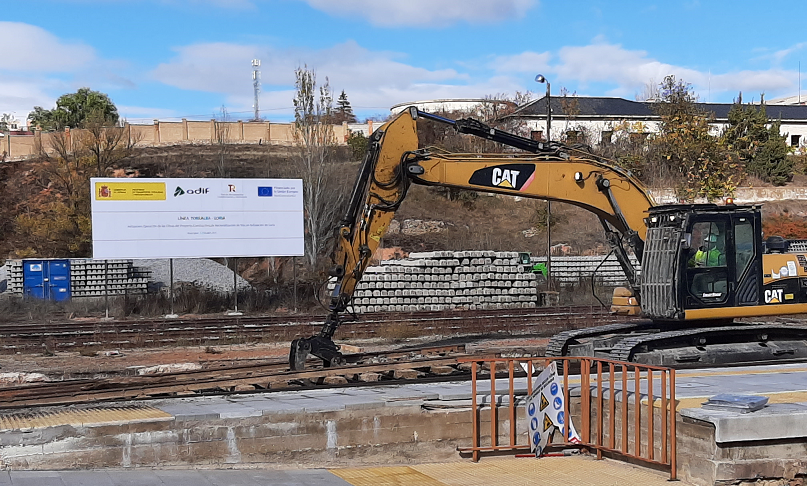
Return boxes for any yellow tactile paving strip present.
[332,457,682,486]
[0,406,172,430]
[333,466,446,486]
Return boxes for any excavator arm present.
[289,107,656,370]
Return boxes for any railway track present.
[0,344,481,409]
[0,306,631,409]
[0,305,627,353]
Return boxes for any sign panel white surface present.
[525,361,581,457]
[90,178,304,258]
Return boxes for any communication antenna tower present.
[252,59,261,121]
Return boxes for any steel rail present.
[0,306,628,353]
[0,344,470,409]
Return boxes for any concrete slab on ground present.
[680,401,807,442]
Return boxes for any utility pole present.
[535,74,552,289]
[252,59,261,121]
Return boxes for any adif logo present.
[765,288,784,304]
[174,186,209,197]
[492,167,520,188]
[468,164,536,191]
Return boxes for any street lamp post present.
[534,75,551,142]
[535,75,552,292]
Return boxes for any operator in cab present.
[694,234,726,267]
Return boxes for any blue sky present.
[2,0,805,124]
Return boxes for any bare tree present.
[80,115,141,177]
[292,66,346,267]
[214,106,231,177]
[636,79,661,101]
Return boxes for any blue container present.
[23,259,71,301]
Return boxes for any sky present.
[2,0,806,124]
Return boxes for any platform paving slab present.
[680,401,807,442]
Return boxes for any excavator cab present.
[641,204,763,320]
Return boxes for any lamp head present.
[535,74,546,84]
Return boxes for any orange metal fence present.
[458,356,677,480]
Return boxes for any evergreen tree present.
[334,90,357,124]
[722,98,792,185]
[28,88,119,130]
[650,75,740,200]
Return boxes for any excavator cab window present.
[686,221,729,304]
[734,219,755,278]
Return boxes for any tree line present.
[587,76,795,200]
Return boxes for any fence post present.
[490,359,497,450]
[634,365,641,457]
[509,360,516,446]
[647,370,654,461]
[472,361,479,462]
[596,360,603,459]
[670,369,677,480]
[581,359,591,444]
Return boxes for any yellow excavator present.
[289,106,807,370]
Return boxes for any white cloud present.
[0,22,96,73]
[489,51,552,74]
[300,0,537,27]
[555,43,701,90]
[765,42,807,65]
[551,41,795,100]
[0,79,57,120]
[148,37,803,121]
[150,40,494,117]
[117,105,181,122]
[0,23,137,118]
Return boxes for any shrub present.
[347,131,368,161]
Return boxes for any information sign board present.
[90,178,304,258]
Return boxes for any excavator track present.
[545,320,654,357]
[608,323,807,367]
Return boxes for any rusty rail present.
[458,356,677,480]
[0,306,633,353]
[0,344,469,408]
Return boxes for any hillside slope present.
[3,142,807,262]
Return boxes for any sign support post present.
[228,257,242,316]
[166,259,177,318]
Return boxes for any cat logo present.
[468,163,536,191]
[765,288,784,304]
[492,167,520,188]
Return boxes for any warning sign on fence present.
[525,361,581,456]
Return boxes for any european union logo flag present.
[258,187,273,197]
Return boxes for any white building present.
[506,96,807,149]
[768,94,807,106]
[390,99,516,117]
[0,114,26,132]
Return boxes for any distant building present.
[505,96,807,150]
[1,115,26,132]
[390,99,516,117]
[768,94,807,106]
